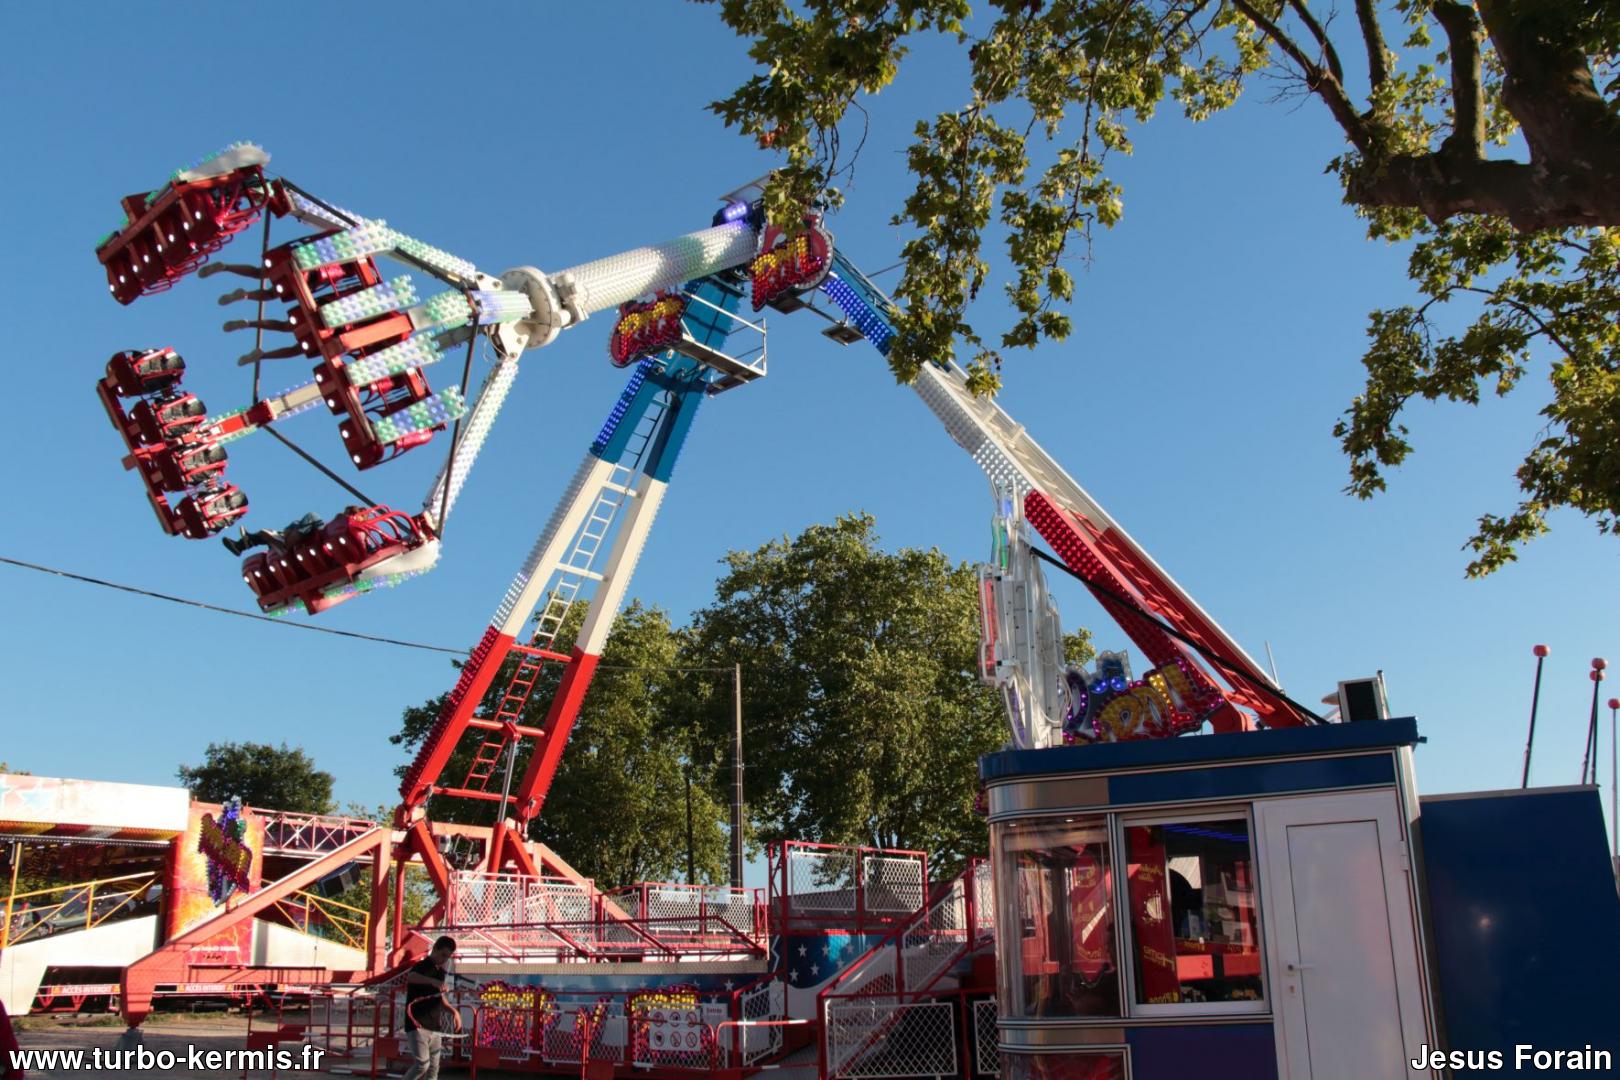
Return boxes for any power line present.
[0,555,467,655]
[0,555,738,672]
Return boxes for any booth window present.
[1123,815,1265,1010]
[992,818,1120,1018]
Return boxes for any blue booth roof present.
[980,717,1421,783]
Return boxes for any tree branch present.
[1286,0,1345,87]
[1353,0,1392,90]
[1433,2,1485,160]
[1475,0,1620,167]
[1231,0,1370,151]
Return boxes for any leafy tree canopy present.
[675,513,1092,879]
[176,741,334,815]
[703,0,1620,574]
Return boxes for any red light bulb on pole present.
[1580,658,1606,786]
[1521,645,1550,788]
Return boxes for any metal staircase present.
[819,861,995,1079]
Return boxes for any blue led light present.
[821,274,896,355]
[591,356,656,454]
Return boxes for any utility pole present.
[684,765,695,886]
[731,663,745,889]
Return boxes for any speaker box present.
[1337,675,1389,722]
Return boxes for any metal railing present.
[445,872,766,960]
[770,841,929,933]
[2,871,160,948]
[299,972,806,1077]
[823,990,998,1080]
[267,889,370,950]
[260,811,379,857]
[815,859,996,1078]
[448,913,759,962]
[972,997,1000,1075]
[458,977,801,1073]
[607,881,765,939]
[819,858,991,1005]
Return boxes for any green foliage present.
[393,603,731,890]
[704,0,1620,572]
[176,741,334,815]
[674,513,1091,880]
[705,0,1267,394]
[1335,221,1620,575]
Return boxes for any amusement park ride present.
[92,138,1300,1047]
[79,145,1618,1078]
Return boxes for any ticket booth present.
[980,719,1438,1079]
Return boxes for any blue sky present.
[1,3,1614,867]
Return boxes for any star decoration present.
[797,944,807,957]
[810,963,819,976]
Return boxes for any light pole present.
[1521,644,1550,787]
[731,663,744,890]
[1609,696,1618,862]
[1581,659,1606,786]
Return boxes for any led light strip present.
[821,275,896,354]
[412,291,474,331]
[345,335,445,387]
[392,233,478,282]
[293,221,396,270]
[370,387,467,443]
[320,275,418,328]
[471,289,533,325]
[322,566,434,602]
[408,289,532,332]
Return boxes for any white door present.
[1257,792,1433,1080]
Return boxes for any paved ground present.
[12,1014,359,1078]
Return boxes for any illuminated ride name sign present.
[750,219,832,311]
[1065,651,1223,743]
[198,796,252,903]
[609,293,688,368]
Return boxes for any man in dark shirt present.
[402,935,456,1080]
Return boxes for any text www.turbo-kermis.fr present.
[8,1043,327,1072]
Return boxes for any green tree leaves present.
[176,742,335,814]
[675,513,1088,879]
[704,0,1620,572]
[1336,220,1619,575]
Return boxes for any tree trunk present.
[1346,0,1620,230]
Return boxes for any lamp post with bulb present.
[1581,659,1606,786]
[1521,645,1550,788]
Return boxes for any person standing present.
[401,936,457,1080]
